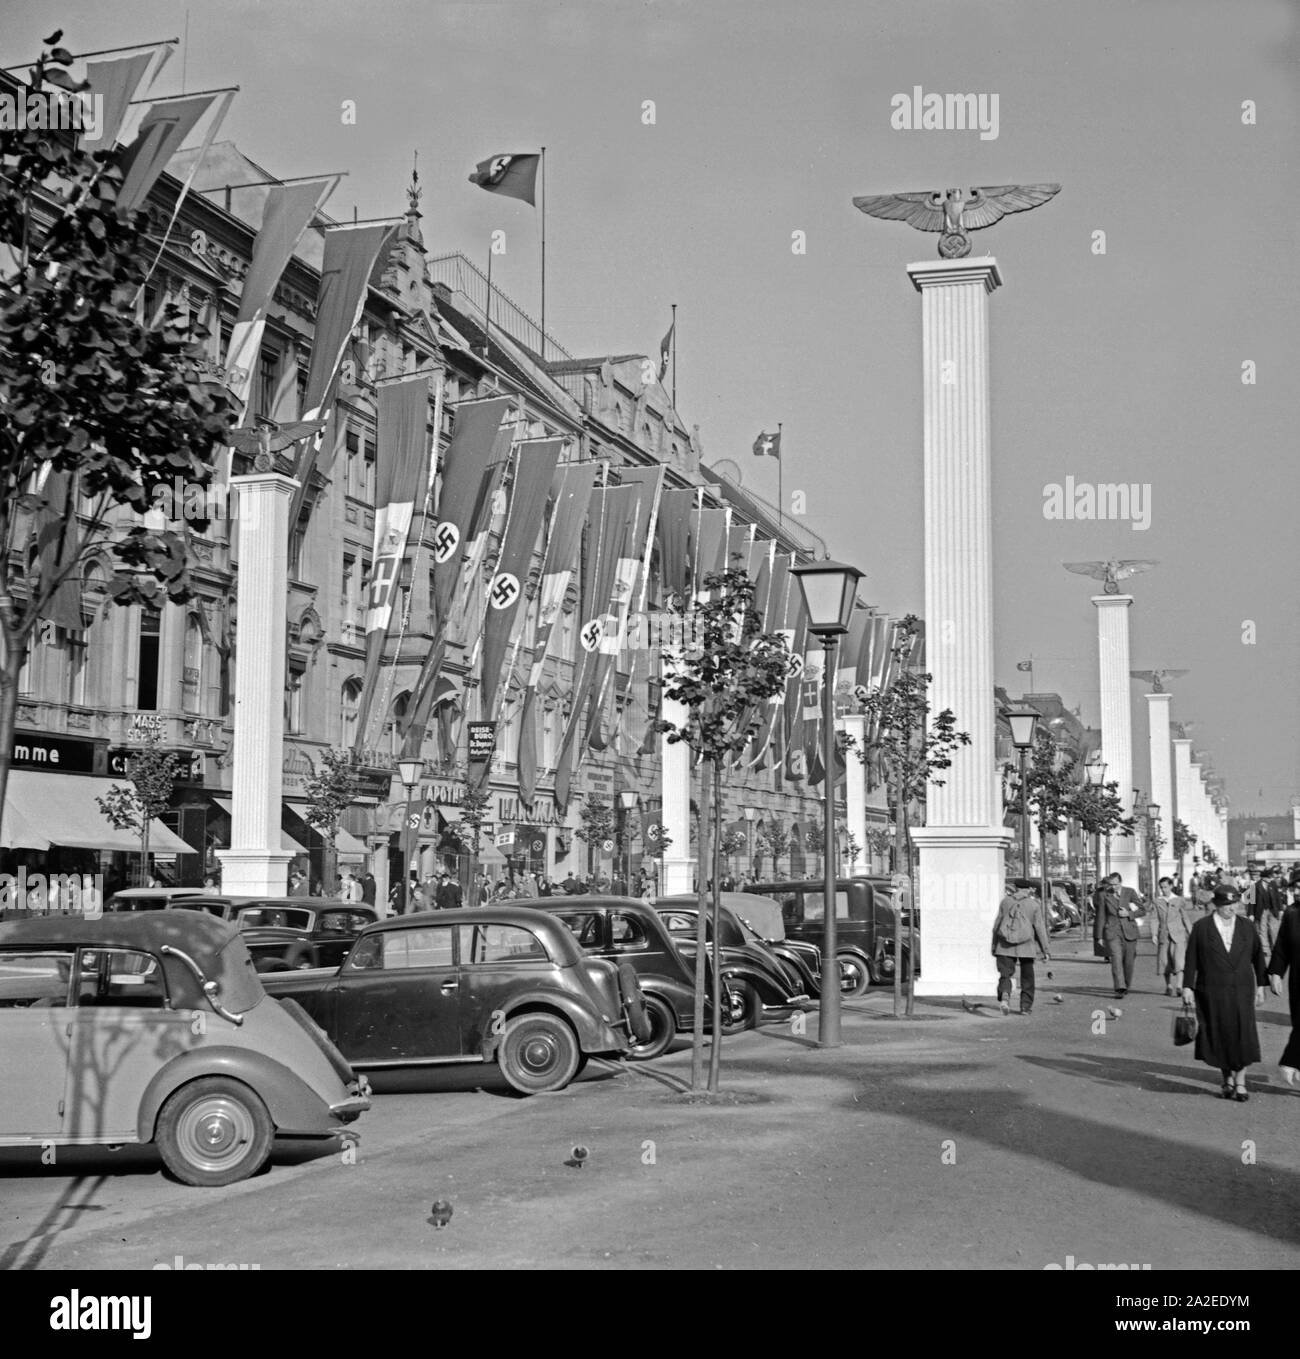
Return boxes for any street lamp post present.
[1146,800,1161,903]
[396,757,425,916]
[1084,755,1107,940]
[791,558,864,1050]
[1007,709,1040,880]
[618,790,638,894]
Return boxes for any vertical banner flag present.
[400,398,515,756]
[517,462,597,805]
[730,536,775,769]
[288,220,401,526]
[224,178,339,418]
[655,488,695,605]
[750,549,791,768]
[783,565,810,781]
[34,471,85,632]
[479,438,563,720]
[79,49,161,150]
[353,373,431,750]
[690,507,729,597]
[115,93,220,215]
[553,485,635,812]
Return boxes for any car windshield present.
[236,907,314,930]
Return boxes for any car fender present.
[637,976,697,1028]
[720,959,791,1006]
[477,989,612,1061]
[137,1047,344,1142]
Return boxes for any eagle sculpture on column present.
[853,184,1061,258]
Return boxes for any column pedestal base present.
[216,850,294,898]
[1109,845,1141,891]
[660,854,697,896]
[910,826,1011,997]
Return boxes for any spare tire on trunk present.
[618,962,652,1043]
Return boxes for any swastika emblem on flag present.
[432,522,460,563]
[853,683,870,704]
[580,618,604,652]
[489,572,521,609]
[787,653,804,678]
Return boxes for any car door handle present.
[440,981,459,993]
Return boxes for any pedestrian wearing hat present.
[1251,866,1284,965]
[1266,895,1300,1087]
[1182,884,1269,1101]
[1153,876,1194,996]
[991,882,1051,1015]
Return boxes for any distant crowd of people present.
[391,866,663,913]
[993,862,1300,1099]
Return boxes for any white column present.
[840,714,866,874]
[659,688,695,894]
[1144,693,1176,882]
[1094,595,1140,888]
[904,257,1011,997]
[216,472,298,895]
[1172,738,1194,874]
[1189,760,1206,861]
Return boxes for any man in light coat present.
[1152,875,1194,995]
[992,881,1051,1016]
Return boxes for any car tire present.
[720,981,760,1034]
[629,994,676,1061]
[155,1077,274,1187]
[497,1014,582,1095]
[837,952,872,997]
[618,962,653,1044]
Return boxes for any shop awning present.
[280,802,367,856]
[1,772,193,853]
[478,840,507,866]
[211,799,307,854]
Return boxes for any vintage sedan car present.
[653,900,814,1029]
[697,892,823,999]
[260,907,649,1095]
[519,896,747,1060]
[0,911,368,1187]
[104,887,210,912]
[176,898,377,970]
[747,877,917,995]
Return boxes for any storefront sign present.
[467,722,497,766]
[496,795,566,827]
[110,747,204,784]
[11,732,102,774]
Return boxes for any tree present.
[1018,728,1079,919]
[755,821,791,879]
[1173,819,1197,879]
[95,739,181,885]
[858,615,970,1017]
[0,36,235,837]
[841,831,863,870]
[573,795,615,879]
[301,750,361,893]
[1070,777,1138,909]
[719,826,747,878]
[657,567,791,1091]
[444,785,490,894]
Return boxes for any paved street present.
[3,936,1296,1272]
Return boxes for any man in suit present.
[1152,875,1194,995]
[1252,866,1283,964]
[435,871,462,910]
[1097,872,1143,997]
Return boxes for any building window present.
[342,553,357,613]
[340,679,362,746]
[81,565,110,705]
[296,362,309,415]
[286,665,304,734]
[559,606,576,661]
[386,691,410,757]
[345,428,361,497]
[136,607,161,710]
[289,515,307,577]
[65,627,87,707]
[542,705,557,767]
[362,438,376,503]
[257,349,279,420]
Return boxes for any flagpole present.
[3,37,179,71]
[540,145,546,360]
[777,420,783,540]
[671,302,677,410]
[484,238,494,361]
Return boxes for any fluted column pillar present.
[1144,693,1176,882]
[905,257,1011,997]
[659,688,695,894]
[216,472,298,895]
[840,714,866,874]
[1094,595,1139,887]
[1189,760,1206,863]
[1172,738,1195,875]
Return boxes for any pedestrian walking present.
[538,877,553,897]
[435,871,462,910]
[1098,873,1143,997]
[1152,876,1194,995]
[1182,883,1269,1101]
[1252,866,1284,965]
[560,873,581,895]
[360,872,377,906]
[1266,898,1300,1087]
[991,879,1050,1015]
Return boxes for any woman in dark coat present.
[1266,902,1300,1085]
[1182,884,1268,1100]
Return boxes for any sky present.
[8,0,1299,815]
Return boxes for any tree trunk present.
[893,774,904,1019]
[707,760,724,1094]
[0,659,18,847]
[321,835,339,897]
[691,762,711,1091]
[140,818,151,887]
[904,785,916,1019]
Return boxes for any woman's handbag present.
[1173,1001,1198,1047]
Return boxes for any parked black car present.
[520,896,729,1059]
[260,907,648,1094]
[653,900,814,1028]
[705,892,823,999]
[746,877,916,995]
[223,901,378,971]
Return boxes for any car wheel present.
[837,952,872,997]
[618,962,653,1044]
[497,1014,582,1095]
[155,1077,274,1187]
[629,994,676,1061]
[720,981,759,1034]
